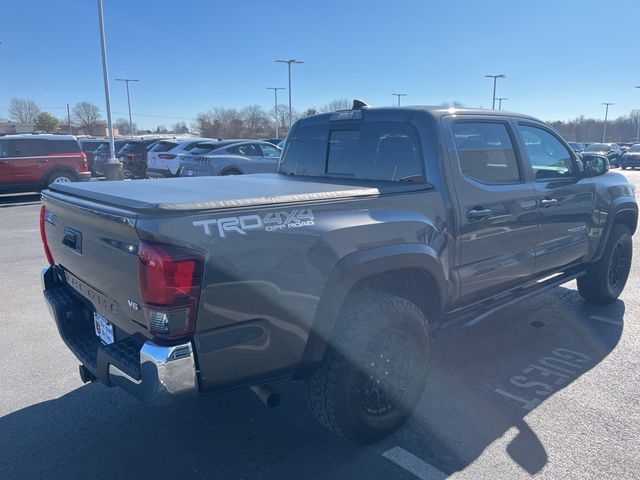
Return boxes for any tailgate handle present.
[63,228,82,254]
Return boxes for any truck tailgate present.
[42,191,147,337]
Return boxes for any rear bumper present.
[41,266,198,405]
[76,172,92,182]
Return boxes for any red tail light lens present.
[39,206,55,265]
[158,154,177,159]
[80,152,89,172]
[137,241,204,339]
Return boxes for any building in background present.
[0,122,35,134]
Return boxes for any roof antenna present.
[352,99,370,110]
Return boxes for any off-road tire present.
[578,224,632,304]
[305,292,431,444]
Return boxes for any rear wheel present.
[578,224,632,304]
[46,172,75,185]
[305,292,431,444]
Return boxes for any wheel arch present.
[43,167,77,186]
[593,200,638,262]
[296,244,447,376]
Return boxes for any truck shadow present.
[0,286,624,479]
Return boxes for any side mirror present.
[582,155,609,177]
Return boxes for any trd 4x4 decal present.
[193,209,315,238]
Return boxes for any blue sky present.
[1,0,639,129]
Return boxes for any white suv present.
[146,137,214,178]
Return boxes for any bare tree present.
[439,101,466,108]
[241,105,271,138]
[8,98,40,123]
[172,121,189,134]
[72,102,102,129]
[114,117,137,136]
[320,98,351,113]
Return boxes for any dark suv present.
[0,134,90,192]
[118,138,164,179]
[91,140,129,176]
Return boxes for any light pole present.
[602,102,613,142]
[635,86,640,143]
[496,97,508,110]
[266,87,285,139]
[485,74,506,110]
[391,93,408,106]
[115,78,139,137]
[66,103,72,134]
[97,0,122,179]
[275,59,303,129]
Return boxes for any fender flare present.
[297,243,447,371]
[593,199,638,262]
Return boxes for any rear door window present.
[229,144,262,156]
[452,122,521,184]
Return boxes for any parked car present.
[40,105,637,444]
[118,138,165,179]
[0,134,90,192]
[146,137,213,178]
[618,142,633,154]
[621,144,640,170]
[179,140,282,177]
[78,138,107,172]
[583,143,623,167]
[92,140,129,176]
[567,142,585,154]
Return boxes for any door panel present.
[0,139,13,184]
[11,139,49,183]
[258,143,282,173]
[515,124,597,274]
[447,119,540,301]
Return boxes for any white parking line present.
[382,446,448,480]
[590,315,623,326]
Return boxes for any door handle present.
[467,208,493,220]
[0,160,9,164]
[36,159,48,163]
[540,198,558,208]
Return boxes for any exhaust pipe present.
[249,384,281,408]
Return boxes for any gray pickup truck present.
[41,105,637,444]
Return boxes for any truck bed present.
[48,174,385,213]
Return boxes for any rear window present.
[80,141,106,153]
[280,122,424,182]
[151,141,178,153]
[190,143,221,155]
[119,142,145,153]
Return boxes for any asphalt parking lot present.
[1,173,639,480]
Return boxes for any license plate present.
[94,312,114,345]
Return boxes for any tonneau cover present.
[48,174,382,212]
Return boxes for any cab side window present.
[452,122,521,184]
[517,125,575,180]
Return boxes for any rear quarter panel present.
[135,189,451,391]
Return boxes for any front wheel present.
[305,292,431,444]
[578,224,632,304]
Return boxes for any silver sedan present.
[178,140,282,177]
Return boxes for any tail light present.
[79,152,89,172]
[137,241,204,339]
[39,206,55,265]
[158,154,177,159]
